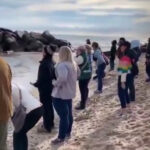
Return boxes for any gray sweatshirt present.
[52,62,78,100]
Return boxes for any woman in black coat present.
[32,45,56,132]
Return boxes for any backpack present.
[11,85,26,133]
[102,53,109,65]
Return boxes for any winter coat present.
[0,57,12,123]
[34,56,55,102]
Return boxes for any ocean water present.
[54,33,146,52]
[54,34,115,52]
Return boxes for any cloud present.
[79,8,147,16]
[0,0,150,43]
[134,16,150,23]
[77,0,108,5]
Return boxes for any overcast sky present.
[0,0,150,42]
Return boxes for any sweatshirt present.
[52,62,78,100]
[117,56,132,82]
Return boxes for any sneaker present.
[37,124,51,133]
[51,138,64,145]
[75,105,85,110]
[94,90,102,94]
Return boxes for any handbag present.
[11,85,26,133]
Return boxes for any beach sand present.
[6,53,150,150]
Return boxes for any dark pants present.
[40,92,54,132]
[13,107,43,150]
[146,63,150,78]
[127,73,135,102]
[79,79,90,108]
[110,58,115,70]
[97,63,106,91]
[53,98,73,140]
[118,76,130,108]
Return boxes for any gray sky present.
[1,0,150,42]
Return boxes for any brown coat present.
[0,57,12,123]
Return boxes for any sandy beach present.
[5,53,150,150]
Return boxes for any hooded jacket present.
[33,56,55,102]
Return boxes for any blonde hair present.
[59,46,73,62]
[59,46,77,69]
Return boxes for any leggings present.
[13,106,43,150]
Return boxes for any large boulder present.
[15,31,25,39]
[0,27,71,52]
[2,32,18,51]
[25,40,43,52]
[42,30,55,42]
[0,32,3,43]
[30,32,42,40]
[53,39,71,47]
[22,31,31,43]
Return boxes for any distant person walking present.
[12,84,42,150]
[0,57,12,150]
[32,45,56,133]
[117,42,132,115]
[86,39,91,45]
[75,46,92,110]
[92,42,106,94]
[145,38,150,82]
[52,46,78,144]
[110,40,117,71]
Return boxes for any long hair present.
[117,41,130,59]
[59,46,76,69]
[92,42,102,52]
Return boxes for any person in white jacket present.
[12,83,42,150]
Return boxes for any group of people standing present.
[0,37,150,150]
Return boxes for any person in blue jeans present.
[51,46,78,144]
[92,42,106,94]
[97,63,106,92]
[53,98,73,139]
